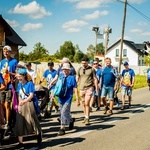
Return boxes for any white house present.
[106,39,146,66]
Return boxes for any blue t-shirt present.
[101,66,118,87]
[0,57,18,89]
[121,68,135,87]
[95,68,102,83]
[17,81,35,100]
[0,73,4,84]
[147,68,150,80]
[58,75,77,104]
[43,69,57,90]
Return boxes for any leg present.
[121,86,126,110]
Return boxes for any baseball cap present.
[123,61,129,66]
[48,62,54,66]
[62,63,71,70]
[3,45,12,51]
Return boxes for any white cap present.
[62,63,71,70]
[3,45,12,51]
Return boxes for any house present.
[106,39,146,66]
[0,14,26,60]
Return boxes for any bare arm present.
[0,82,6,91]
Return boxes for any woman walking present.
[14,68,42,149]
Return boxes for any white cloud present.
[62,19,88,28]
[138,22,148,26]
[128,0,145,4]
[83,10,108,20]
[5,19,19,28]
[8,1,52,19]
[130,28,143,33]
[21,23,43,31]
[65,28,80,32]
[141,32,150,36]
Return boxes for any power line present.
[127,3,150,22]
[115,0,150,23]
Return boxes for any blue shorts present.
[101,85,114,100]
[121,86,132,96]
[92,89,101,97]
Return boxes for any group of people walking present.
[0,45,136,149]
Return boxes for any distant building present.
[106,39,146,66]
[0,14,26,60]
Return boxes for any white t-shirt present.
[27,69,37,80]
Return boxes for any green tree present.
[59,41,75,62]
[87,44,95,60]
[74,50,84,63]
[96,43,105,55]
[19,51,28,61]
[144,53,150,66]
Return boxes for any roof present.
[107,39,145,55]
[0,14,27,46]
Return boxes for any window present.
[116,49,119,57]
[123,49,127,57]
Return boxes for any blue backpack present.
[54,76,68,98]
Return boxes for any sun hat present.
[61,57,70,63]
[62,63,71,70]
[17,68,27,74]
[25,62,31,66]
[3,45,12,51]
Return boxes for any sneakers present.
[55,106,59,113]
[120,105,125,110]
[82,118,86,123]
[107,110,113,116]
[57,128,65,136]
[96,107,100,111]
[127,104,131,109]
[44,111,51,118]
[103,106,109,114]
[2,124,9,130]
[69,118,75,130]
[84,119,90,125]
[37,132,42,145]
[16,142,24,150]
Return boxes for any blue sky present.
[0,0,150,54]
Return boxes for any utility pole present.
[104,27,112,58]
[92,26,99,55]
[118,0,128,73]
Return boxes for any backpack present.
[53,76,68,98]
[122,71,131,86]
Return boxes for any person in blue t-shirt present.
[100,57,118,116]
[40,62,59,117]
[14,68,42,149]
[56,63,80,136]
[146,68,150,90]
[90,59,102,111]
[120,61,135,110]
[0,45,18,129]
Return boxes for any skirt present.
[14,101,41,136]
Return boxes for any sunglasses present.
[93,63,98,65]
[83,69,86,74]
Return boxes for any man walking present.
[120,61,135,110]
[0,45,18,129]
[76,57,98,125]
[100,57,118,116]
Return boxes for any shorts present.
[121,86,132,96]
[80,86,93,102]
[0,90,12,103]
[101,85,114,100]
[92,89,101,97]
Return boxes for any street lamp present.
[92,26,99,55]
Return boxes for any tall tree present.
[59,41,75,62]
[96,43,105,55]
[87,44,95,59]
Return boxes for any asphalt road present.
[1,87,150,150]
